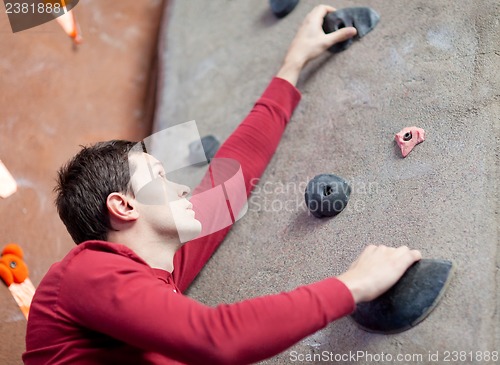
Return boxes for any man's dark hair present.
[55,140,142,244]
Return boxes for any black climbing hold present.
[403,131,412,141]
[189,135,220,163]
[322,7,380,53]
[351,259,454,334]
[270,0,299,18]
[322,12,354,52]
[305,174,351,218]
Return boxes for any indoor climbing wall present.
[154,0,499,363]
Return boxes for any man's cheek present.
[135,178,168,205]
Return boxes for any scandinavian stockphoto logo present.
[128,121,249,243]
[3,0,78,32]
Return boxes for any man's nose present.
[176,183,190,198]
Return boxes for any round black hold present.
[269,0,299,18]
[322,12,354,52]
[9,261,17,269]
[305,174,351,218]
[403,131,412,141]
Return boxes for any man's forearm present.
[173,77,301,291]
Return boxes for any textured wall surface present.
[0,1,163,363]
[155,0,499,363]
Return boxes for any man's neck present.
[107,231,181,272]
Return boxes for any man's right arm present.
[61,244,420,365]
[63,251,355,365]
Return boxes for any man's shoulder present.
[33,241,155,311]
[26,241,159,361]
[62,240,148,267]
[40,240,150,287]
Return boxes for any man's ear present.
[107,193,139,224]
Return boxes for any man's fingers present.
[409,249,423,262]
[340,244,423,303]
[312,4,336,17]
[364,244,378,254]
[395,246,422,271]
[396,245,422,259]
[308,4,336,24]
[325,26,357,46]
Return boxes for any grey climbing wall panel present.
[154,0,499,363]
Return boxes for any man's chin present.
[178,219,203,243]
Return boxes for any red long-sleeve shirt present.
[23,78,355,365]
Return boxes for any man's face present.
[128,152,202,243]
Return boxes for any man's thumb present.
[325,27,357,47]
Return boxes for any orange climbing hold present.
[55,4,82,45]
[0,243,36,319]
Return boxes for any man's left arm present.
[173,5,357,292]
[173,77,300,292]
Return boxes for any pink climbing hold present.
[395,126,425,157]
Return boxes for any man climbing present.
[24,5,421,364]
